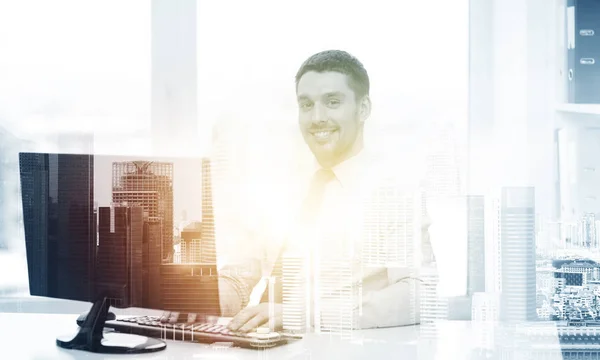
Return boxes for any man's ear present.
[359,95,371,125]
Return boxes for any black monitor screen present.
[19,152,220,316]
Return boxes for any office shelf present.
[556,103,600,116]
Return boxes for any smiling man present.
[219,50,435,334]
[296,63,368,169]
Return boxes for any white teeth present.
[314,130,335,137]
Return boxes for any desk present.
[0,312,424,360]
[0,298,570,359]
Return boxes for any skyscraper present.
[500,186,536,322]
[419,264,448,341]
[281,253,310,335]
[467,195,485,295]
[581,213,596,249]
[180,221,202,263]
[422,124,467,295]
[209,118,249,260]
[562,221,578,248]
[111,161,173,261]
[96,206,144,307]
[19,153,50,295]
[361,179,421,329]
[19,153,95,301]
[201,158,216,264]
[471,292,500,351]
[485,195,502,293]
[362,180,421,268]
[423,123,462,200]
[143,218,162,310]
[315,256,360,341]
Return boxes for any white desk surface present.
[0,297,567,360]
[0,312,429,360]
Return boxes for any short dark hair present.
[295,50,370,100]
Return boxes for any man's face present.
[296,71,367,167]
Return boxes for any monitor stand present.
[56,296,166,354]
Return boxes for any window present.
[0,0,151,296]
[0,0,151,149]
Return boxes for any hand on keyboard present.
[227,303,282,333]
[109,314,289,348]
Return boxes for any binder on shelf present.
[567,0,600,104]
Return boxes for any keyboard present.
[103,313,291,349]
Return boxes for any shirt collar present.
[312,149,373,188]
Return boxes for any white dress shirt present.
[218,148,437,329]
[309,149,427,329]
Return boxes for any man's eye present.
[300,103,313,110]
[327,99,340,107]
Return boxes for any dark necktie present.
[261,168,336,304]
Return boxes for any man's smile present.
[310,129,338,144]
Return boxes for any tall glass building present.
[467,195,486,295]
[19,153,95,302]
[112,161,173,261]
[500,186,536,322]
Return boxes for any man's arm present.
[358,216,436,329]
[358,268,422,329]
[217,209,287,316]
[218,260,262,316]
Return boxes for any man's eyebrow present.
[297,92,346,101]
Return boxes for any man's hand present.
[227,303,282,333]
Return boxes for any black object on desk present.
[57,295,166,354]
[76,310,116,327]
[18,152,215,355]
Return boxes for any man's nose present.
[311,103,327,124]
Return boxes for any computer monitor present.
[19,152,220,354]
